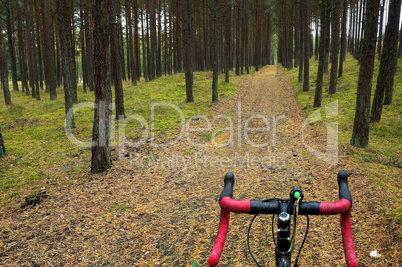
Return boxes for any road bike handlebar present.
[208,171,358,267]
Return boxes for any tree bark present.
[298,0,303,82]
[224,0,231,83]
[329,0,341,94]
[314,0,328,108]
[16,2,29,93]
[0,126,6,158]
[141,2,148,81]
[110,0,126,120]
[0,21,12,105]
[338,0,348,78]
[235,0,241,75]
[57,0,76,129]
[371,0,401,122]
[351,0,380,148]
[180,0,194,102]
[212,0,221,102]
[5,0,19,92]
[91,0,113,173]
[42,0,58,100]
[84,0,95,91]
[324,4,331,73]
[79,0,87,93]
[149,0,157,80]
[302,0,310,91]
[377,0,385,57]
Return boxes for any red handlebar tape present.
[208,209,230,267]
[208,197,358,266]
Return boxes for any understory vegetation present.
[286,54,402,222]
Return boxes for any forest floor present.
[0,65,400,266]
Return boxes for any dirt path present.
[0,66,398,266]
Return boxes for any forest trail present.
[0,66,398,266]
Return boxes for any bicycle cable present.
[247,198,279,267]
[293,215,309,267]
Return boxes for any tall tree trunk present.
[329,0,341,94]
[0,22,12,105]
[255,0,260,71]
[156,0,162,77]
[0,126,6,158]
[149,0,157,80]
[26,0,39,99]
[91,0,113,173]
[134,0,141,79]
[84,0,95,91]
[294,0,299,68]
[351,0,380,148]
[244,4,249,73]
[338,0,348,78]
[314,16,319,60]
[315,0,328,108]
[117,1,126,82]
[16,2,29,93]
[212,0,221,102]
[5,0,18,92]
[203,0,209,70]
[181,0,194,102]
[324,4,331,73]
[57,0,76,129]
[298,0,304,82]
[35,0,44,91]
[371,0,401,120]
[125,0,131,81]
[79,0,87,93]
[224,0,231,82]
[42,0,58,100]
[377,0,385,57]
[141,3,148,81]
[110,0,125,120]
[235,0,241,75]
[302,0,310,91]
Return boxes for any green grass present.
[285,53,402,161]
[284,53,402,221]
[0,70,245,200]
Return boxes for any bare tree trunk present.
[91,0,113,173]
[302,0,310,91]
[42,0,58,99]
[5,0,18,92]
[351,0,380,148]
[315,0,328,108]
[298,0,303,82]
[377,0,385,57]
[338,0,348,78]
[0,126,6,158]
[84,0,95,91]
[0,22,12,105]
[212,0,221,102]
[57,0,76,129]
[16,2,29,93]
[329,0,341,94]
[79,0,87,93]
[141,2,148,81]
[371,0,401,120]
[224,0,231,82]
[235,0,241,75]
[110,0,125,120]
[181,0,194,102]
